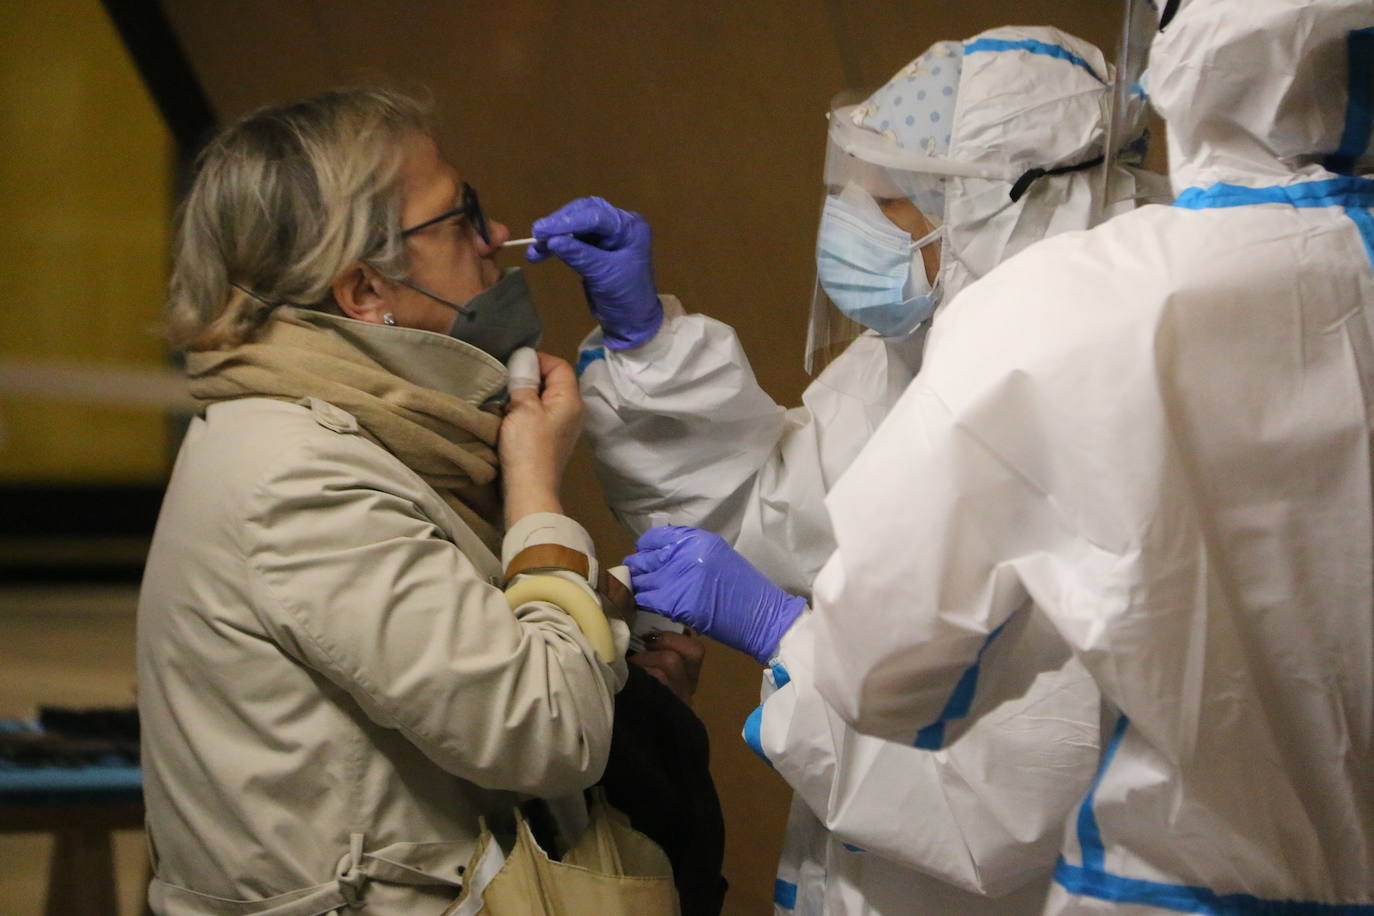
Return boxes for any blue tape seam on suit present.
[963,38,1105,84]
[1055,860,1374,915]
[1325,27,1374,175]
[1174,177,1374,270]
[774,878,799,909]
[1173,177,1374,211]
[1076,715,1130,871]
[575,347,605,376]
[912,621,1006,750]
[1061,715,1374,910]
[741,662,793,765]
[1058,169,1374,911]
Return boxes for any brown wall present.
[162,3,1121,911]
[0,0,172,482]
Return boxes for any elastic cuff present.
[772,605,815,678]
[604,295,682,360]
[604,309,664,351]
[754,596,808,665]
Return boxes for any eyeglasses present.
[400,181,490,245]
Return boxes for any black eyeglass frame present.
[399,181,490,244]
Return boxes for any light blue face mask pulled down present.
[815,189,942,338]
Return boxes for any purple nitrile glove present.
[626,526,807,665]
[527,196,663,350]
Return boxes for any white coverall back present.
[809,1,1374,912]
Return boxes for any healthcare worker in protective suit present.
[528,26,1158,914]
[783,0,1372,912]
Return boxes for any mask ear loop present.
[394,276,475,318]
[903,222,946,310]
[906,224,943,251]
[906,222,944,287]
[230,282,292,328]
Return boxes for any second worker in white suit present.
[801,0,1374,912]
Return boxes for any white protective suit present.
[580,27,1151,915]
[809,1,1374,913]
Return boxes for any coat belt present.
[148,834,467,915]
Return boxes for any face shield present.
[805,26,1138,376]
[1098,0,1161,218]
[807,103,1023,373]
[807,44,1010,374]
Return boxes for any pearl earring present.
[382,313,397,326]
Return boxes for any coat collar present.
[279,307,509,408]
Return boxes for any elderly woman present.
[137,88,628,914]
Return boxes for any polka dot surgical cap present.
[851,41,964,219]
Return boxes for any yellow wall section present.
[0,0,173,482]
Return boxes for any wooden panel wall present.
[0,0,173,482]
[161,3,1122,911]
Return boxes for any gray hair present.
[165,87,432,351]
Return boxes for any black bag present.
[600,666,728,916]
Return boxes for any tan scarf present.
[185,308,507,553]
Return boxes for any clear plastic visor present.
[1098,0,1157,215]
[804,103,1010,375]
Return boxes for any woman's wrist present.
[504,486,563,529]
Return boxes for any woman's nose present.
[484,219,511,250]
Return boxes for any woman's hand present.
[631,631,705,705]
[500,351,585,528]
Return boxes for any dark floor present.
[1,586,146,916]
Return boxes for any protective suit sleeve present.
[809,374,1078,741]
[580,298,922,594]
[577,296,786,538]
[243,434,618,799]
[752,610,1100,896]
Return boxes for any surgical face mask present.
[398,267,543,363]
[815,187,942,338]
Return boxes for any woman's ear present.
[332,262,391,324]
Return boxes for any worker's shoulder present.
[920,209,1193,404]
[939,202,1259,347]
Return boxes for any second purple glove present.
[528,196,662,350]
[626,525,807,665]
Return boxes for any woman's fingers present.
[630,649,694,705]
[643,631,704,694]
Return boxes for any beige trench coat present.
[138,394,624,915]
